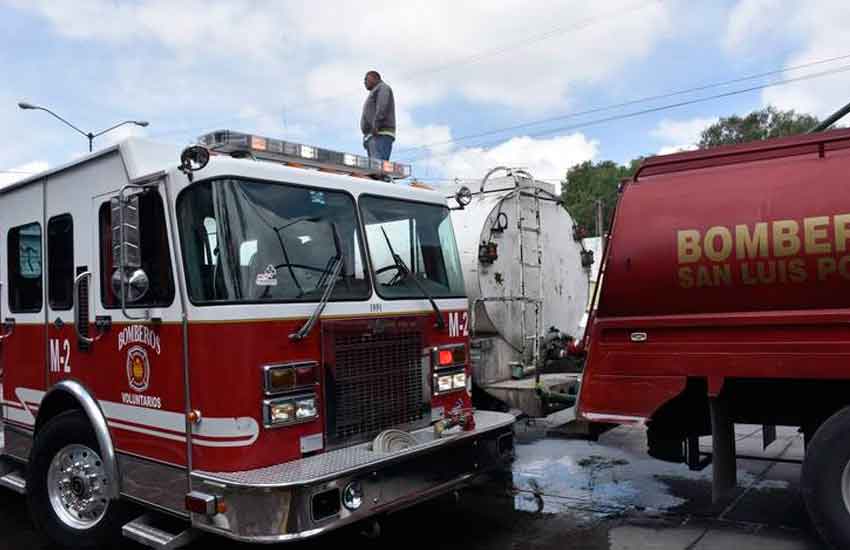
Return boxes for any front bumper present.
[189,410,515,543]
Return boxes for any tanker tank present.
[447,167,592,416]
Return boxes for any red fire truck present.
[577,121,850,548]
[0,130,515,548]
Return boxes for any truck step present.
[0,470,26,494]
[122,514,198,550]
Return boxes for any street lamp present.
[18,101,149,152]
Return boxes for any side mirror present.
[111,194,141,269]
[452,186,472,210]
[111,268,150,303]
[110,190,151,318]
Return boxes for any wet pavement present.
[0,421,826,549]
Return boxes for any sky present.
[1,0,849,191]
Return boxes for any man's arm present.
[372,84,392,132]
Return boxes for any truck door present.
[45,209,78,388]
[0,181,47,430]
[84,185,187,466]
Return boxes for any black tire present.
[801,405,850,549]
[27,410,125,549]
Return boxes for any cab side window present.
[48,214,74,311]
[99,191,175,308]
[8,222,43,313]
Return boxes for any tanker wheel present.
[27,410,125,549]
[801,405,850,549]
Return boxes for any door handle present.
[0,318,14,342]
[0,282,12,342]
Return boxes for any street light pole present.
[18,102,149,152]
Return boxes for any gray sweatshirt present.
[360,80,396,139]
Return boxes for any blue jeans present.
[365,134,394,160]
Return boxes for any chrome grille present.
[328,325,425,444]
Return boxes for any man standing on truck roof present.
[361,70,396,161]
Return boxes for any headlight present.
[264,394,318,427]
[269,401,296,423]
[295,397,317,419]
[434,370,467,395]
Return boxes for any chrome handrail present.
[0,282,12,342]
[73,271,102,345]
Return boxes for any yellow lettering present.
[678,267,694,288]
[677,230,701,263]
[835,214,850,253]
[741,262,758,285]
[735,223,768,260]
[818,257,837,281]
[840,256,850,280]
[804,216,831,255]
[756,261,777,284]
[696,266,713,288]
[712,264,732,286]
[704,226,733,262]
[788,258,807,283]
[773,220,801,258]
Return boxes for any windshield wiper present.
[290,224,343,341]
[380,227,446,330]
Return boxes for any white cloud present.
[723,0,787,53]
[651,117,716,154]
[724,0,850,118]
[418,133,598,193]
[9,1,672,129]
[0,161,48,189]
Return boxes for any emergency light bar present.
[198,130,412,180]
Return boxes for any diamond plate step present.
[122,514,198,550]
[0,470,25,494]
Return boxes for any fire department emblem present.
[126,345,151,393]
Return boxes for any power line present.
[395,52,850,157]
[150,1,660,140]
[395,0,658,81]
[402,63,850,164]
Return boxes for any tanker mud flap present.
[709,395,736,503]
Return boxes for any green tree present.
[698,106,819,148]
[561,159,639,235]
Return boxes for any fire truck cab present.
[0,131,515,548]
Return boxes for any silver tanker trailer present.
[446,167,593,417]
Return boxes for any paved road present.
[0,422,826,549]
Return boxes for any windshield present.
[177,178,370,304]
[360,195,464,299]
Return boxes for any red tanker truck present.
[577,119,850,548]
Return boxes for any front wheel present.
[27,410,124,549]
[801,405,850,549]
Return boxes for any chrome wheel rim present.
[46,444,110,529]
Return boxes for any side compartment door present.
[87,186,187,466]
[1,182,47,431]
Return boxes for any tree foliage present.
[561,159,638,235]
[698,106,819,148]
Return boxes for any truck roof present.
[634,127,850,182]
[1,137,447,205]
